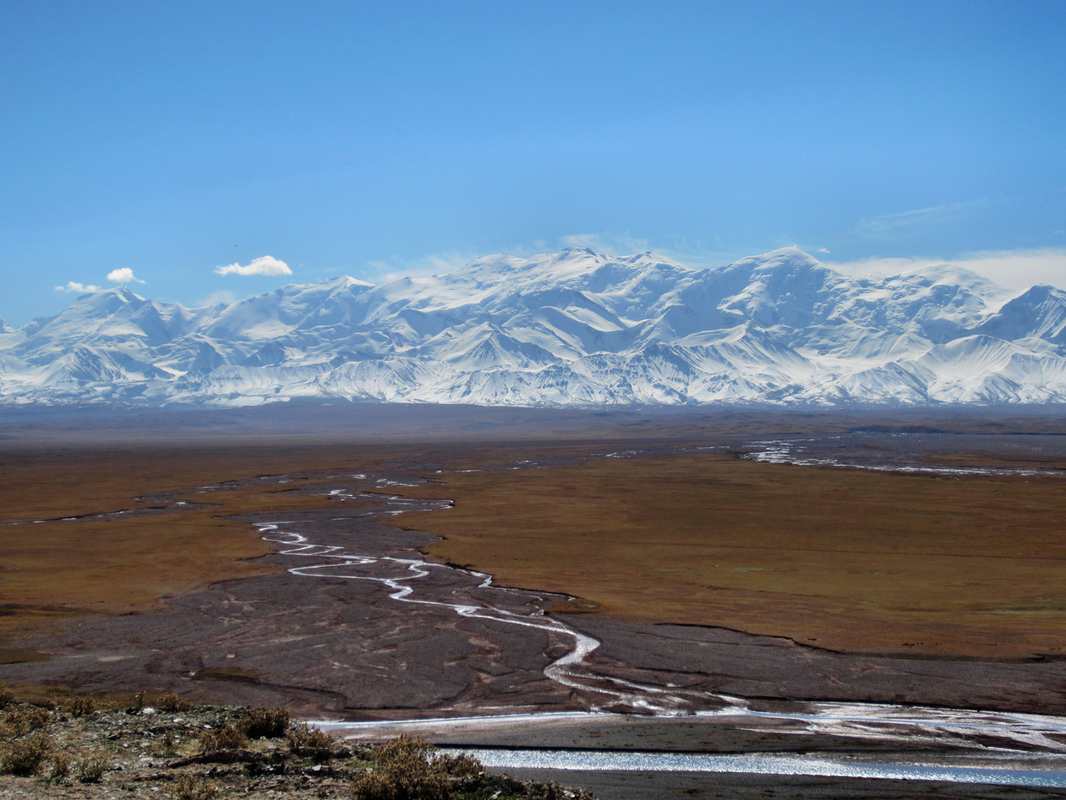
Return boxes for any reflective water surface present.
[450,747,1066,787]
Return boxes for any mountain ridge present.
[2,247,1063,408]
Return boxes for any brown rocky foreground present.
[0,695,596,799]
[3,695,1065,800]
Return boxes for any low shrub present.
[433,752,484,778]
[285,722,335,762]
[43,751,71,783]
[155,730,180,757]
[350,735,484,800]
[238,705,290,738]
[76,752,109,784]
[3,704,50,735]
[0,685,14,709]
[198,723,248,753]
[158,692,195,713]
[351,767,450,800]
[0,732,53,776]
[172,773,220,800]
[67,695,97,717]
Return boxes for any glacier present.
[2,246,1065,408]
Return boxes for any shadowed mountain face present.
[2,247,1065,408]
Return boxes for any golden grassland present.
[4,418,1066,664]
[0,442,409,643]
[0,437,568,642]
[394,451,1066,661]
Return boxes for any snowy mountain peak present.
[895,261,1017,305]
[2,247,1065,408]
[72,284,145,310]
[341,275,375,288]
[735,246,826,271]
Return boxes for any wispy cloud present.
[197,290,239,307]
[215,255,292,276]
[560,232,652,255]
[366,250,481,283]
[365,234,746,285]
[853,199,990,239]
[641,236,760,269]
[367,234,665,284]
[55,281,100,293]
[107,267,145,284]
[826,248,1066,290]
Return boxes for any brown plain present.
[0,443,409,643]
[0,437,566,642]
[3,411,1066,665]
[396,451,1066,661]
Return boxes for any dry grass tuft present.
[158,692,195,712]
[76,752,109,784]
[238,704,290,739]
[43,750,71,783]
[0,731,53,776]
[350,735,484,800]
[285,722,335,762]
[66,695,97,718]
[198,723,248,753]
[432,752,484,778]
[172,773,220,800]
[3,704,50,736]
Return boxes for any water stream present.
[14,440,1066,785]
[446,747,1066,787]
[257,479,1066,788]
[740,433,1066,477]
[220,446,1066,787]
[255,494,705,716]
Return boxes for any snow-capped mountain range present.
[3,247,1066,408]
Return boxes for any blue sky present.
[2,0,1064,325]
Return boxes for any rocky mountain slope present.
[2,247,1065,407]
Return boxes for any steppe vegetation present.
[0,686,593,799]
[5,414,1066,666]
[0,441,418,646]
[399,447,1066,660]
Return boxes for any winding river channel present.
[249,464,1066,787]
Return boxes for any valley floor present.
[3,404,1066,797]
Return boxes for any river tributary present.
[254,475,1066,787]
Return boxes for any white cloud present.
[107,267,145,284]
[215,255,292,277]
[817,247,830,254]
[825,248,1066,290]
[55,281,101,293]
